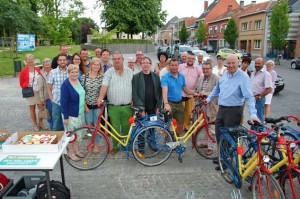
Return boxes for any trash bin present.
[13,57,22,77]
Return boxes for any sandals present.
[39,125,49,130]
[68,153,81,161]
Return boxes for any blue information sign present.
[17,34,36,52]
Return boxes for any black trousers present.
[215,106,243,144]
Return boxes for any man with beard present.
[179,52,203,131]
[161,58,199,135]
[250,57,272,123]
[47,54,69,130]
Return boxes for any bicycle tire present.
[283,133,299,158]
[280,170,300,198]
[219,135,240,187]
[251,171,285,199]
[194,121,218,159]
[64,127,109,170]
[132,125,173,166]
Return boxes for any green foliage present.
[224,17,239,49]
[0,0,42,36]
[195,21,206,45]
[178,23,190,44]
[70,18,99,44]
[91,29,118,44]
[99,0,166,38]
[270,0,290,50]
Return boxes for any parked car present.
[234,49,251,58]
[215,46,231,54]
[178,45,192,57]
[291,57,300,69]
[247,61,285,93]
[200,45,215,53]
[157,46,169,54]
[192,50,211,62]
[217,48,243,60]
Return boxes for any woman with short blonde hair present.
[264,60,277,118]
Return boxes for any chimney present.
[252,1,256,4]
[240,1,244,9]
[228,5,232,12]
[204,1,208,10]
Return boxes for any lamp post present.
[170,23,175,57]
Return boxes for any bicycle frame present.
[87,104,147,151]
[236,128,275,181]
[171,101,215,144]
[277,140,300,199]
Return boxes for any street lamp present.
[170,23,175,57]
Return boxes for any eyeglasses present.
[73,58,81,60]
[202,68,212,70]
[128,62,135,63]
[142,62,151,64]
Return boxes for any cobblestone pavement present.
[0,52,299,199]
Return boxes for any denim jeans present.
[255,96,266,124]
[45,99,53,130]
[85,108,100,126]
[52,102,64,131]
[85,108,101,142]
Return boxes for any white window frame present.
[214,26,218,33]
[255,20,261,30]
[254,40,261,49]
[242,23,248,31]
[209,26,213,34]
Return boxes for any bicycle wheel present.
[280,170,300,198]
[251,171,285,199]
[284,133,299,158]
[64,127,109,170]
[194,121,218,159]
[219,135,241,187]
[132,125,173,166]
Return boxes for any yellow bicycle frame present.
[98,115,136,147]
[171,114,205,143]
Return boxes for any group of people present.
[19,44,277,164]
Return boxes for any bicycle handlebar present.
[265,116,288,124]
[194,98,207,107]
[277,139,300,145]
[286,114,300,123]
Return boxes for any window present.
[209,26,213,34]
[254,40,261,49]
[242,23,248,31]
[220,25,223,33]
[214,26,218,33]
[219,40,224,47]
[255,20,262,30]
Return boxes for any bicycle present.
[64,101,174,170]
[133,98,217,165]
[218,124,285,198]
[191,98,217,159]
[275,139,300,199]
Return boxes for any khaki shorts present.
[169,102,184,125]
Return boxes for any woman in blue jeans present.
[80,58,103,153]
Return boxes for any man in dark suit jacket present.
[132,56,162,114]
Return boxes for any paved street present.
[0,52,299,199]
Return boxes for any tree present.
[195,20,206,46]
[98,0,166,38]
[224,17,238,49]
[0,0,42,37]
[70,18,99,44]
[178,23,190,44]
[269,0,290,54]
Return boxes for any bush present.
[91,38,151,44]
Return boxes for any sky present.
[82,0,266,27]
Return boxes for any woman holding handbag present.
[19,54,41,131]
[37,58,53,130]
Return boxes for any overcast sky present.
[82,0,266,27]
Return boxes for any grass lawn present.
[0,45,96,77]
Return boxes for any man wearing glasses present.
[134,50,144,73]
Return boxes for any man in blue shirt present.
[206,54,260,170]
[161,58,198,134]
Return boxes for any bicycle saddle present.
[131,106,145,112]
[265,116,287,124]
[228,126,248,136]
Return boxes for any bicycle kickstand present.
[176,145,186,163]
